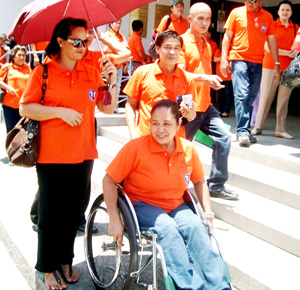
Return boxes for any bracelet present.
[108,83,116,89]
[274,62,280,66]
[205,212,215,220]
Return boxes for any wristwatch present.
[274,62,280,66]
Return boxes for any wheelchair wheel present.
[85,194,138,289]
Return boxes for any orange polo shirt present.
[157,14,189,35]
[35,41,50,51]
[106,134,204,213]
[214,49,231,81]
[123,60,197,137]
[208,39,218,59]
[0,62,31,108]
[128,31,145,62]
[263,19,299,70]
[0,48,6,64]
[224,5,274,63]
[178,29,212,112]
[20,60,105,164]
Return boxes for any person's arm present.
[264,41,298,58]
[97,59,117,114]
[137,49,151,63]
[97,30,131,64]
[220,30,233,78]
[267,34,280,81]
[193,177,214,228]
[0,80,18,95]
[296,33,300,45]
[125,97,139,139]
[30,44,40,67]
[103,174,124,249]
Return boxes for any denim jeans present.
[185,105,231,191]
[2,104,22,133]
[231,60,262,136]
[133,202,229,290]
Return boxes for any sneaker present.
[210,189,239,200]
[237,134,250,147]
[249,135,257,144]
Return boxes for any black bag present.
[280,54,300,89]
[0,64,10,103]
[149,15,172,60]
[5,64,48,167]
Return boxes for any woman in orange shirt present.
[252,1,299,139]
[19,18,117,290]
[0,45,31,132]
[103,100,229,290]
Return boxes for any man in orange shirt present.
[178,3,237,200]
[124,30,196,140]
[221,0,280,147]
[128,20,151,74]
[157,0,189,35]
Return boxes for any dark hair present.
[151,99,180,123]
[278,1,293,11]
[132,20,143,31]
[155,30,183,48]
[10,45,27,62]
[46,17,87,58]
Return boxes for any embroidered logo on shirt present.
[261,25,267,33]
[88,89,97,101]
[184,173,190,185]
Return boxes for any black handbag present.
[280,54,300,89]
[5,64,48,167]
[0,64,10,103]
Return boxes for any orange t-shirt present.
[0,62,31,108]
[157,14,189,35]
[20,60,105,164]
[128,31,145,62]
[123,60,197,137]
[208,39,218,59]
[178,29,212,112]
[35,41,50,51]
[106,134,204,213]
[263,19,299,70]
[224,5,274,63]
[214,49,231,81]
[0,48,6,65]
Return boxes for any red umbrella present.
[9,0,156,45]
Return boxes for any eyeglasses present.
[66,38,88,48]
[246,0,258,3]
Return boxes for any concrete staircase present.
[93,110,300,290]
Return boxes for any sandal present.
[251,127,262,136]
[45,271,66,290]
[274,132,294,140]
[60,264,79,284]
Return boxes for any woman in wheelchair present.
[103,99,229,290]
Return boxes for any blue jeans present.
[2,104,21,133]
[231,60,262,136]
[133,202,229,290]
[185,105,231,191]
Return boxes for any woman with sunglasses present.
[103,99,230,290]
[19,18,117,290]
[252,0,299,139]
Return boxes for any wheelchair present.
[84,185,232,289]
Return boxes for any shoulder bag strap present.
[40,64,48,104]
[164,15,172,31]
[4,64,10,84]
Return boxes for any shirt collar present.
[185,29,208,45]
[276,18,294,29]
[153,59,182,79]
[149,134,184,154]
[50,56,86,74]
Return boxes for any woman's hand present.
[8,87,18,95]
[58,107,83,127]
[180,101,196,122]
[102,59,117,85]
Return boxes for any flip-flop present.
[274,132,294,140]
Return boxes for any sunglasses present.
[66,38,88,48]
[246,0,258,3]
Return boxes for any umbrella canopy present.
[9,0,156,45]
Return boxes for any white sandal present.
[274,132,294,140]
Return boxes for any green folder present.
[193,123,231,148]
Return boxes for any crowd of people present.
[1,0,300,289]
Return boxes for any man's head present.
[245,0,263,14]
[188,3,212,36]
[171,0,184,19]
[132,20,143,34]
[156,30,183,66]
[0,34,7,45]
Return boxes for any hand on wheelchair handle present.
[108,218,124,249]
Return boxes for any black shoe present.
[210,189,239,200]
[77,223,98,234]
[249,135,257,144]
